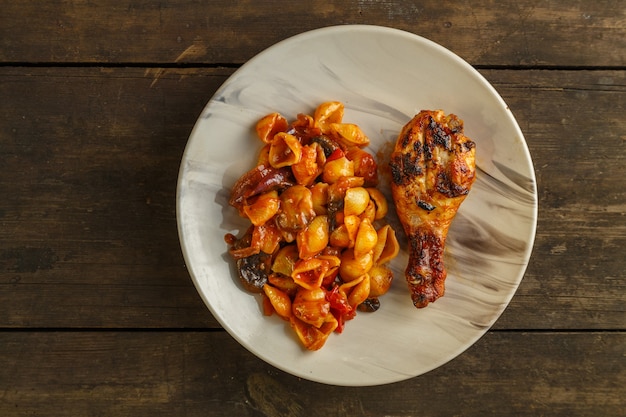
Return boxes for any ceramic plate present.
[177,25,537,386]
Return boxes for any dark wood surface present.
[1,1,624,416]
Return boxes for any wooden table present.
[1,1,624,415]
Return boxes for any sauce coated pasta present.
[225,102,400,350]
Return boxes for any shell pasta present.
[225,102,399,350]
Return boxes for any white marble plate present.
[177,25,537,386]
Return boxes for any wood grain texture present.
[1,0,625,67]
[484,69,626,329]
[0,67,624,330]
[0,67,224,328]
[0,331,623,416]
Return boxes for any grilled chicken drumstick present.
[389,110,476,308]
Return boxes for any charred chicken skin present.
[389,110,476,308]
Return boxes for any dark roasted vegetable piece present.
[358,298,381,312]
[236,252,272,293]
[311,135,341,157]
[229,164,295,213]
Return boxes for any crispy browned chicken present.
[389,110,476,308]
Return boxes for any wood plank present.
[1,67,624,329]
[1,0,625,67]
[0,67,225,328]
[482,69,626,329]
[0,330,623,416]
